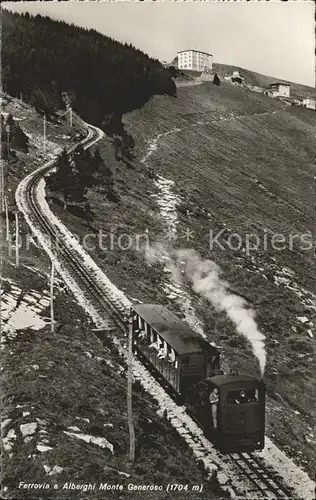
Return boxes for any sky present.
[3,1,315,87]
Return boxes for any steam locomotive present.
[131,303,265,453]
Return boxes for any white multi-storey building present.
[177,50,213,72]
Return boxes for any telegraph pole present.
[0,124,11,214]
[15,211,19,267]
[127,314,135,463]
[50,232,59,334]
[4,195,9,241]
[6,124,10,164]
[43,114,47,155]
[0,160,4,212]
[50,259,55,334]
[0,254,3,336]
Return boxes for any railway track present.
[24,125,128,331]
[15,122,303,500]
[229,453,297,499]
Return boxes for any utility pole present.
[50,231,59,334]
[50,259,55,334]
[43,114,46,155]
[15,211,19,267]
[0,160,4,212]
[127,314,135,463]
[4,195,9,241]
[6,124,10,164]
[0,255,3,336]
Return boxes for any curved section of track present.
[17,122,127,328]
[15,121,307,500]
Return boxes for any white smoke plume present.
[145,243,266,375]
[145,241,183,285]
[175,249,266,375]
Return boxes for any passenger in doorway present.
[209,388,219,430]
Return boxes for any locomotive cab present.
[187,374,265,453]
[209,374,265,453]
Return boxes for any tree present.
[47,146,119,209]
[3,114,29,153]
[47,149,73,208]
[167,65,180,79]
[213,73,221,86]
[29,89,58,116]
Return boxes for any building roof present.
[177,49,213,57]
[269,82,290,87]
[132,303,219,356]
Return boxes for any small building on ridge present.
[302,98,315,110]
[269,83,290,98]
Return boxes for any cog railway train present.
[130,303,265,453]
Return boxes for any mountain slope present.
[119,81,314,472]
[213,63,314,99]
[1,10,175,133]
[53,80,313,475]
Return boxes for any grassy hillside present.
[213,63,314,99]
[121,81,314,472]
[49,79,315,474]
[125,82,314,243]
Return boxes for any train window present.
[167,346,176,363]
[182,356,190,365]
[138,316,145,330]
[145,323,151,340]
[138,329,146,341]
[150,328,154,343]
[163,340,168,357]
[157,340,168,360]
[227,389,259,404]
